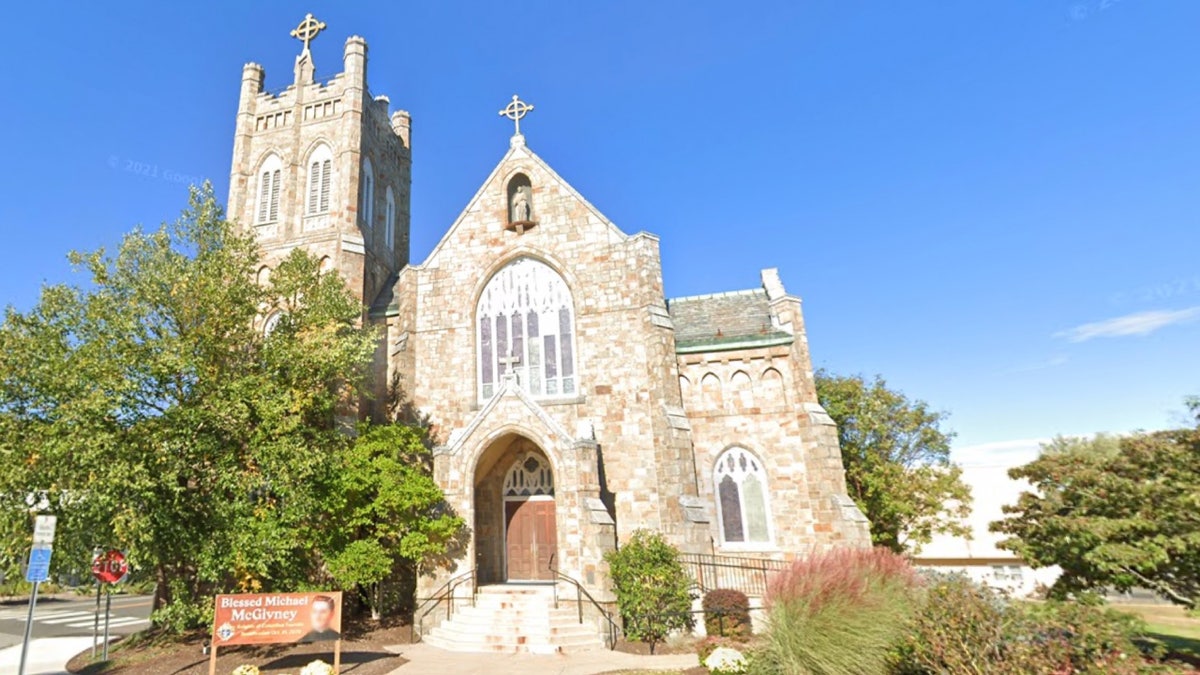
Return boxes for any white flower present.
[704,646,748,675]
[231,666,260,675]
[300,660,336,675]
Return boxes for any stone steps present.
[421,585,607,654]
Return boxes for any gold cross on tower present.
[290,13,327,52]
[499,95,535,137]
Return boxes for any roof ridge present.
[667,288,763,304]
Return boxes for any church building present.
[225,16,870,640]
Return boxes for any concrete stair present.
[422,584,607,654]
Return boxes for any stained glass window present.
[477,258,577,401]
[714,447,773,545]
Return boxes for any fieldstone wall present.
[227,36,410,310]
[679,291,871,558]
[396,137,702,599]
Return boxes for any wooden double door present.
[504,498,557,581]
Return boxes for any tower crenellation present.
[228,17,410,309]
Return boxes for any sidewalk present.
[385,642,697,675]
[0,636,95,675]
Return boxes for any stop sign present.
[92,549,129,584]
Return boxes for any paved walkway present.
[385,643,697,674]
[0,636,95,675]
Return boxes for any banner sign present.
[211,591,343,646]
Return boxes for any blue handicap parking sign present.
[25,545,52,583]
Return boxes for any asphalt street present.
[0,592,152,651]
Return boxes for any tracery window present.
[306,144,333,215]
[256,154,282,224]
[360,157,375,229]
[477,257,576,401]
[504,453,554,497]
[263,311,284,337]
[714,447,772,545]
[384,186,396,248]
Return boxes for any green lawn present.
[1123,603,1200,663]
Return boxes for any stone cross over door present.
[503,454,557,581]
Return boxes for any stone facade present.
[229,30,870,603]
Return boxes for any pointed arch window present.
[714,447,773,546]
[263,311,285,337]
[384,186,396,248]
[306,144,333,215]
[256,155,282,224]
[504,453,554,497]
[360,157,375,230]
[477,257,576,401]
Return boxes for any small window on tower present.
[306,144,333,215]
[361,157,375,230]
[385,186,396,249]
[256,154,283,224]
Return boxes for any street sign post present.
[91,549,129,585]
[25,545,52,583]
[18,515,56,675]
[32,515,56,546]
[91,549,129,660]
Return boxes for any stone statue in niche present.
[511,186,532,223]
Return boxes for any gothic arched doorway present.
[473,435,558,583]
[502,452,556,581]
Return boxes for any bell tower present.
[227,14,411,307]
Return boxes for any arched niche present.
[506,173,534,233]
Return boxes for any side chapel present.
[226,17,870,603]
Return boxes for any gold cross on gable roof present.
[290,13,327,52]
[499,95,534,136]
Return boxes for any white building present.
[914,442,1061,597]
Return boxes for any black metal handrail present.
[412,567,476,642]
[679,552,788,596]
[548,559,621,650]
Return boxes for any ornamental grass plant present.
[752,547,921,675]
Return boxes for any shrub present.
[604,530,694,652]
[888,573,1016,674]
[150,580,214,633]
[753,547,920,675]
[891,574,1186,675]
[704,588,753,638]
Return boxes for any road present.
[0,593,153,651]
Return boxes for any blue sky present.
[0,1,1196,457]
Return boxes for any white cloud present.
[951,438,1047,468]
[1054,307,1200,342]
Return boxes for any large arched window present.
[306,144,333,215]
[384,186,396,248]
[256,154,282,224]
[360,157,375,230]
[477,257,576,401]
[714,447,772,545]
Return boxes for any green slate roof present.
[667,289,793,353]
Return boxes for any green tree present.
[323,423,466,620]
[814,371,971,553]
[0,185,378,629]
[604,530,694,653]
[992,418,1200,611]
